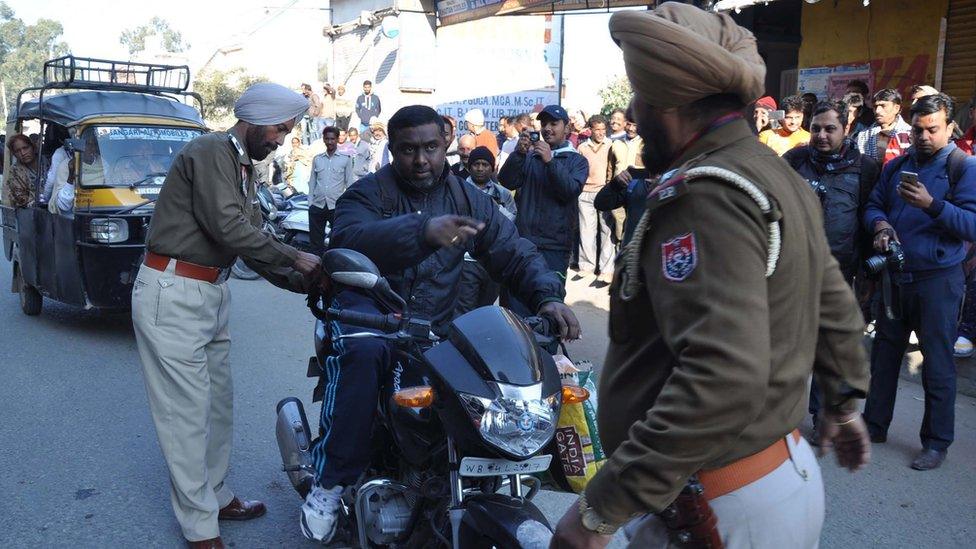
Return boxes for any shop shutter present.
[942,0,976,103]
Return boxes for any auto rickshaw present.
[0,55,205,315]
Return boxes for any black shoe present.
[910,449,946,471]
[590,279,610,289]
[571,274,586,282]
[869,432,887,444]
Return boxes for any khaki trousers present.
[624,435,825,549]
[132,262,235,541]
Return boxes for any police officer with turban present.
[551,3,871,548]
[132,82,320,548]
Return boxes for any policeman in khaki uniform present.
[132,83,320,549]
[551,4,872,548]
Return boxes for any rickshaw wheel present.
[14,262,42,316]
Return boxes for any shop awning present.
[436,0,651,26]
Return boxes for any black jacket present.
[498,144,588,251]
[783,144,880,280]
[331,164,565,331]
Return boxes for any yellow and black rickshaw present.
[1,56,205,315]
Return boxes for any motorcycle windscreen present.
[446,306,549,387]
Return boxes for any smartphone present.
[899,171,919,186]
[529,131,541,142]
[769,110,785,121]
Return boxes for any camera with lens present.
[528,131,541,142]
[864,240,905,274]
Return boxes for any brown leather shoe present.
[218,497,267,521]
[187,537,223,549]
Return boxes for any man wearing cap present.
[550,4,871,548]
[464,108,500,158]
[753,95,777,134]
[133,82,321,549]
[498,104,589,315]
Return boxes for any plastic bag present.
[543,356,606,493]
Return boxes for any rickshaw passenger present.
[49,139,107,214]
[41,124,69,202]
[2,134,46,208]
[43,145,69,203]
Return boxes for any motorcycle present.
[275,248,584,548]
[231,186,322,280]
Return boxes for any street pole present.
[557,14,565,105]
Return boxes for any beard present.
[641,129,675,175]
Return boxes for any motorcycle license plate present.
[459,455,552,477]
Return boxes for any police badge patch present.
[661,233,697,282]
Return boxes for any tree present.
[0,2,70,115]
[598,76,633,117]
[119,17,186,57]
[193,68,267,124]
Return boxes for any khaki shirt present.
[146,131,301,285]
[585,119,868,523]
[607,136,644,180]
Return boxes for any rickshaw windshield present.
[77,125,202,188]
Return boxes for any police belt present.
[145,251,231,284]
[697,429,801,500]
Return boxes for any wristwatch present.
[578,494,621,535]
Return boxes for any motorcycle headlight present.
[459,383,559,458]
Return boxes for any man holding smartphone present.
[863,93,976,471]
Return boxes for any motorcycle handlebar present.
[327,308,402,333]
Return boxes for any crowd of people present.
[751,81,976,471]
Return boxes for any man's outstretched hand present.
[539,301,582,341]
[425,215,485,248]
[817,410,871,471]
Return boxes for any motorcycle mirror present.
[322,249,407,311]
[322,248,382,290]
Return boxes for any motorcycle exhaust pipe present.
[275,397,315,498]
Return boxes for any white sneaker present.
[954,336,974,358]
[300,485,344,542]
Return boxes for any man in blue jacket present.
[498,104,589,315]
[299,105,581,542]
[863,93,976,471]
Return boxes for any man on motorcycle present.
[299,105,581,542]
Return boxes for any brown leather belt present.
[698,429,801,501]
[144,251,226,284]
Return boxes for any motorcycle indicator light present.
[394,386,435,408]
[561,385,589,404]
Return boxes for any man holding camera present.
[863,93,976,471]
[498,104,588,315]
